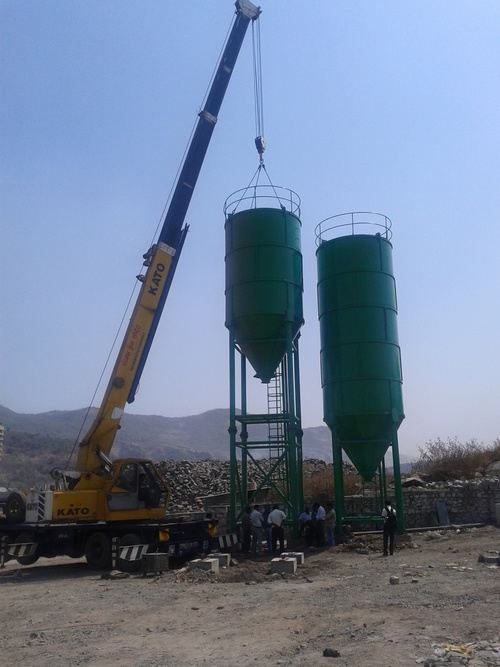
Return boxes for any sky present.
[1,1,499,460]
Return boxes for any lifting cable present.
[66,287,138,469]
[252,17,265,163]
[68,15,243,466]
[227,15,289,215]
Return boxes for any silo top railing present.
[224,185,301,217]
[315,212,392,246]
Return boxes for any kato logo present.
[148,263,165,296]
[56,507,90,517]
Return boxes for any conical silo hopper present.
[225,186,303,383]
[316,213,404,481]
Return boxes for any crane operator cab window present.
[138,463,163,509]
[108,462,163,511]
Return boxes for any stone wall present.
[156,459,500,532]
[344,478,500,529]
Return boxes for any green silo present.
[225,185,304,535]
[225,201,303,382]
[316,214,404,482]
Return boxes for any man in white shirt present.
[382,499,397,556]
[325,503,336,546]
[312,501,326,547]
[268,504,287,552]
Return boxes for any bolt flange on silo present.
[225,185,304,534]
[316,213,405,533]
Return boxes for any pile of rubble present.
[417,638,500,666]
[156,459,232,513]
[155,458,335,514]
[155,457,500,520]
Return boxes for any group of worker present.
[239,499,397,557]
[240,501,338,556]
[241,503,287,556]
[298,502,337,548]
[301,499,398,555]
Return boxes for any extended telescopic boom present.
[76,1,261,474]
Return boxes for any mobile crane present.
[0,0,261,570]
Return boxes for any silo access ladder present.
[267,367,287,495]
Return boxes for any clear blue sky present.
[1,1,499,459]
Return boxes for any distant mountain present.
[0,405,412,487]
[0,405,334,486]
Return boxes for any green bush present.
[412,437,500,480]
[302,461,362,500]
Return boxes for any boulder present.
[485,460,500,477]
[401,476,426,488]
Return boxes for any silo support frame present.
[331,429,406,533]
[390,424,405,534]
[229,327,238,528]
[228,322,303,535]
[331,428,345,534]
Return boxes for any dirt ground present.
[1,525,499,667]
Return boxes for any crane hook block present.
[255,135,266,156]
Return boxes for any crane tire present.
[6,492,26,524]
[117,533,143,573]
[85,532,112,570]
[14,531,39,565]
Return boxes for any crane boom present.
[76,1,261,474]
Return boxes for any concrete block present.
[281,551,305,565]
[389,576,400,585]
[207,553,231,567]
[141,553,169,574]
[189,558,220,573]
[271,557,297,574]
[478,551,500,564]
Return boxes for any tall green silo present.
[316,213,404,484]
[225,204,303,382]
[225,185,304,534]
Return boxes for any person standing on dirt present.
[325,503,336,546]
[262,504,273,553]
[312,501,326,547]
[299,506,313,547]
[250,504,264,556]
[241,506,252,554]
[382,499,397,556]
[205,512,218,542]
[268,504,287,552]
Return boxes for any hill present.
[0,405,334,486]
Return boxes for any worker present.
[299,506,311,530]
[206,512,218,539]
[299,506,313,547]
[241,506,252,554]
[268,504,287,552]
[382,499,397,556]
[262,504,272,553]
[312,501,326,547]
[325,503,336,546]
[250,504,264,556]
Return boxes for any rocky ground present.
[1,524,499,667]
[156,458,349,513]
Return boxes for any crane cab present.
[24,459,170,524]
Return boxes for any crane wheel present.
[6,492,26,524]
[117,533,143,573]
[14,532,39,566]
[84,532,112,570]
